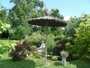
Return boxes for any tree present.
[75,15,90,59]
[9,0,44,27]
[8,0,44,39]
[65,17,80,37]
[50,9,64,19]
[0,8,11,38]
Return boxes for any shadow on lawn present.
[0,59,35,68]
[72,60,90,68]
[53,60,90,68]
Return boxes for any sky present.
[0,0,14,9]
[0,0,90,18]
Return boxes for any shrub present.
[46,34,55,54]
[26,32,46,45]
[9,40,31,61]
[0,40,16,54]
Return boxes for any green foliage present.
[0,45,9,54]
[0,40,16,54]
[0,20,10,33]
[0,20,11,39]
[46,34,55,53]
[26,32,46,45]
[65,22,75,37]
[0,9,7,22]
[74,15,90,58]
[10,25,32,40]
[8,0,45,39]
[50,9,64,19]
[65,16,80,37]
[9,0,44,27]
[0,8,11,36]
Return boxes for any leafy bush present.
[26,32,46,45]
[74,21,90,59]
[0,20,11,33]
[9,40,31,61]
[46,34,55,54]
[0,20,11,38]
[0,40,16,54]
[0,45,9,54]
[9,25,32,40]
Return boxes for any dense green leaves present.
[75,16,90,58]
[0,20,11,34]
[50,9,64,19]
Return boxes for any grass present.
[0,59,35,68]
[0,53,89,68]
[71,60,90,68]
[0,52,88,68]
[0,55,77,68]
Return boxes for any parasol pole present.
[42,1,49,67]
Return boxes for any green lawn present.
[71,60,90,68]
[0,56,76,68]
[0,53,90,68]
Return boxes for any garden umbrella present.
[28,16,67,27]
[28,16,67,67]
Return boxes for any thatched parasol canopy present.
[28,16,67,27]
